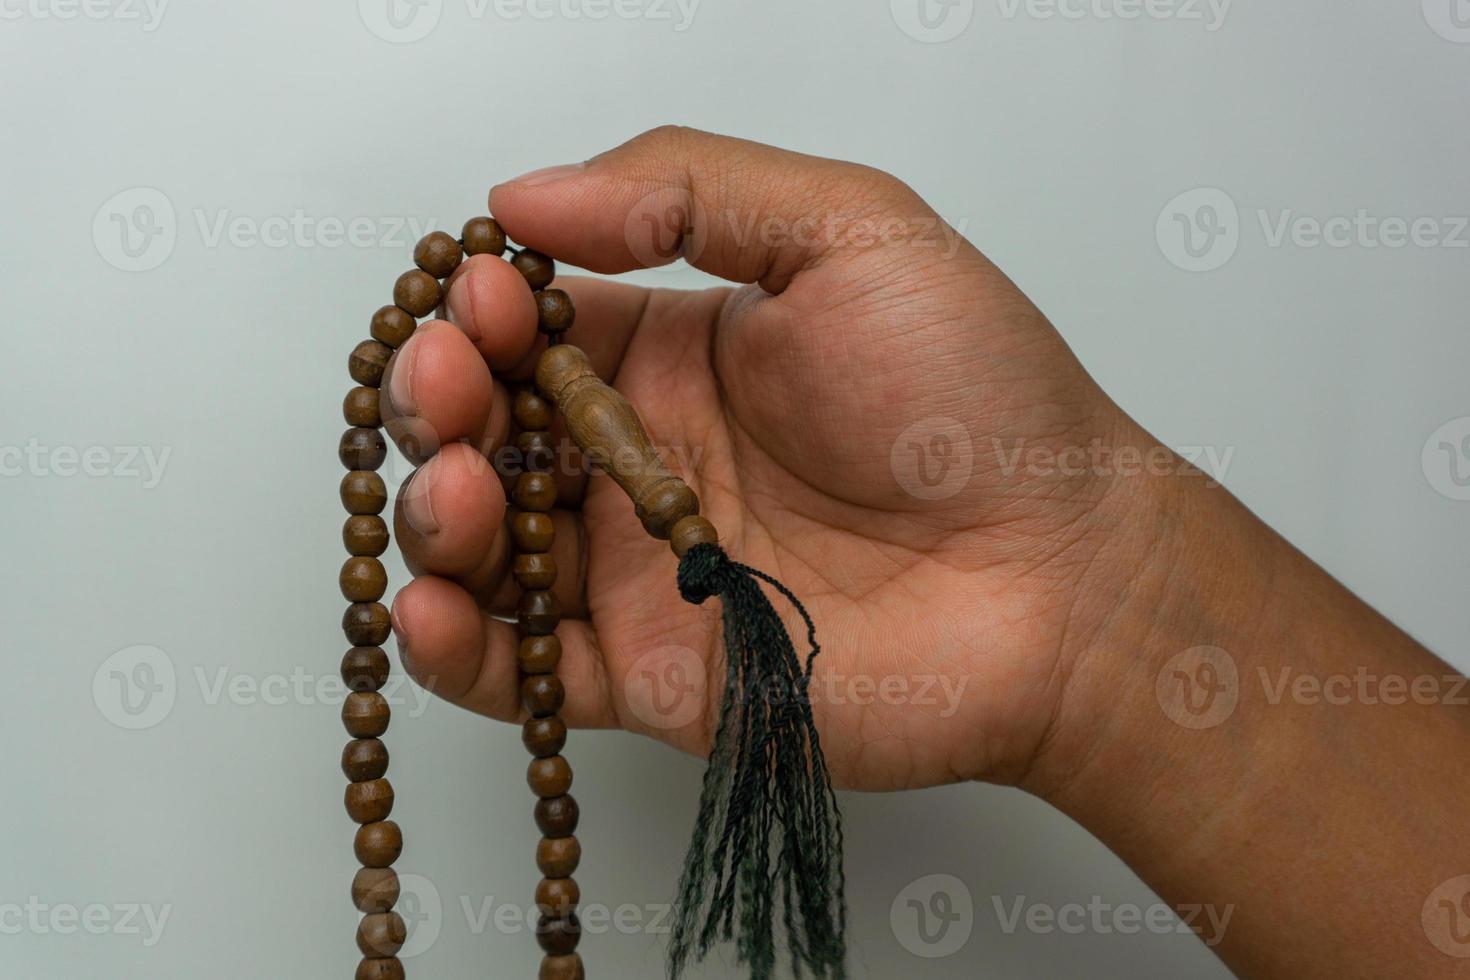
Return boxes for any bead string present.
[337,217,583,980]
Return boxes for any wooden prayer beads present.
[338,216,587,979]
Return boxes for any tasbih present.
[336,216,846,980]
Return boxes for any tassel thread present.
[669,542,847,980]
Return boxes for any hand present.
[385,126,1154,792]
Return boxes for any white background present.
[2,0,1468,977]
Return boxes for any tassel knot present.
[676,541,729,605]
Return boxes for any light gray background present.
[2,0,1468,977]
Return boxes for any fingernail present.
[387,337,419,417]
[404,468,439,536]
[501,162,584,188]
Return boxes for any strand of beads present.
[338,217,514,979]
[510,251,585,980]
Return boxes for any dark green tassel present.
[669,542,847,980]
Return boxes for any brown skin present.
[384,127,1470,977]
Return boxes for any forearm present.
[1026,426,1470,978]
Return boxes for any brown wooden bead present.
[513,249,556,290]
[414,230,463,279]
[539,954,584,980]
[352,866,400,913]
[523,716,567,758]
[536,877,580,915]
[670,514,718,558]
[513,553,557,592]
[518,590,561,636]
[516,430,557,471]
[535,289,575,334]
[343,692,391,738]
[370,305,417,348]
[342,646,390,692]
[393,269,442,318]
[354,820,403,867]
[536,912,581,956]
[342,738,389,782]
[522,674,565,718]
[343,602,392,646]
[340,427,387,471]
[513,471,557,512]
[534,795,579,837]
[357,912,408,957]
[344,515,390,557]
[356,957,405,980]
[518,634,562,674]
[512,512,555,553]
[513,390,552,430]
[345,778,395,824]
[340,556,388,603]
[350,340,393,387]
[537,835,581,877]
[341,471,388,515]
[462,216,506,256]
[344,386,382,427]
[528,756,573,797]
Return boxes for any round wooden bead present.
[639,480,700,539]
[523,716,567,758]
[519,635,562,674]
[535,289,575,334]
[357,912,408,957]
[343,692,391,738]
[518,591,561,636]
[342,738,389,782]
[528,756,573,797]
[513,250,556,290]
[537,836,581,877]
[354,820,403,867]
[344,386,382,427]
[462,216,506,256]
[341,471,388,515]
[513,512,555,553]
[539,954,584,980]
[414,230,463,279]
[534,795,579,837]
[513,472,557,513]
[344,515,390,557]
[522,674,565,718]
[350,340,393,387]
[356,957,405,980]
[517,430,556,470]
[340,556,388,602]
[536,877,580,915]
[513,390,552,430]
[342,646,390,692]
[340,428,387,471]
[670,514,718,558]
[393,270,442,318]
[536,912,581,956]
[352,867,400,913]
[345,778,395,824]
[514,553,558,592]
[343,602,392,646]
[370,305,416,349]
